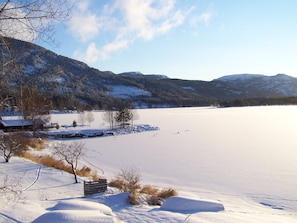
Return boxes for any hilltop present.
[2,37,297,109]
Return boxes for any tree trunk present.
[71,164,78,183]
[4,151,10,162]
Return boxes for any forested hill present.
[2,36,297,109]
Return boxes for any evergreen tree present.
[115,107,133,128]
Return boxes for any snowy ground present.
[1,106,297,222]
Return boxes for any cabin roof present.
[0,119,45,127]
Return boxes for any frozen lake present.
[51,106,297,212]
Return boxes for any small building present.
[0,118,45,132]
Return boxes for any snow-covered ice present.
[160,196,224,213]
[1,106,297,222]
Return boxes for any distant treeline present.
[219,97,297,107]
[50,95,297,110]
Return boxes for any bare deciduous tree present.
[78,112,86,126]
[17,86,51,134]
[130,109,139,128]
[0,175,22,204]
[103,109,115,130]
[117,167,141,193]
[86,111,94,126]
[0,0,71,44]
[53,142,85,183]
[0,132,28,162]
[103,105,115,130]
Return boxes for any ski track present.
[0,212,21,223]
[22,165,42,191]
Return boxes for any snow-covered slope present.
[215,73,265,82]
[1,106,297,222]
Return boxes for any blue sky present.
[39,0,297,81]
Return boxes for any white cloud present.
[68,0,101,42]
[112,0,186,40]
[76,0,91,11]
[72,39,129,63]
[85,43,100,63]
[69,0,210,62]
[94,0,189,59]
[188,3,214,28]
[72,42,100,64]
[101,39,129,59]
[68,13,101,42]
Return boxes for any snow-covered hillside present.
[106,85,152,98]
[214,73,265,82]
[1,106,297,222]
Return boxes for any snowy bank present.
[161,196,224,213]
[32,199,118,223]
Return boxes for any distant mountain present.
[1,37,297,109]
[213,73,297,98]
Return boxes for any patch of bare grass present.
[158,188,178,199]
[140,185,159,196]
[109,168,177,205]
[77,166,98,181]
[108,178,126,192]
[22,152,97,179]
[111,168,141,193]
[128,192,140,205]
[28,138,46,150]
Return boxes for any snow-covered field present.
[1,106,297,222]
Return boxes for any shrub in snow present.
[72,120,77,127]
[140,185,159,196]
[109,168,142,205]
[113,167,141,193]
[128,192,140,205]
[109,170,178,205]
[158,188,178,199]
[108,178,126,192]
[28,138,46,150]
[145,188,177,206]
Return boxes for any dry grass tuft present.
[128,192,140,205]
[22,152,96,179]
[28,138,46,150]
[109,168,178,205]
[140,185,159,196]
[158,188,178,199]
[108,178,127,192]
[91,173,99,181]
[76,165,91,177]
[109,168,141,194]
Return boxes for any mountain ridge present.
[1,37,297,109]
